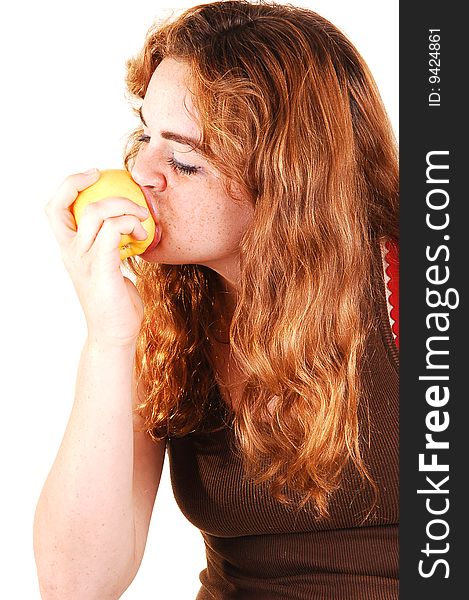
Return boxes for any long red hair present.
[124,0,398,516]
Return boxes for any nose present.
[131,145,167,192]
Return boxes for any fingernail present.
[83,167,98,175]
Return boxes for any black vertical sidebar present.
[400,2,467,598]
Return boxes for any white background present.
[0,1,398,598]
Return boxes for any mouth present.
[140,186,162,251]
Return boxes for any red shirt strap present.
[382,239,399,349]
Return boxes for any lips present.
[140,186,162,251]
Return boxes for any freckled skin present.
[131,59,253,290]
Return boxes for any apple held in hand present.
[72,169,156,260]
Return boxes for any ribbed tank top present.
[167,241,399,599]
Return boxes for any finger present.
[46,169,101,213]
[73,199,149,255]
[85,215,148,258]
[45,169,101,245]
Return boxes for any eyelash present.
[137,133,151,143]
[166,157,199,176]
[136,134,199,176]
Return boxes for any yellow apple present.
[72,169,156,260]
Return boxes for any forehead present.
[143,58,200,138]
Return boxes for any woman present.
[34,1,399,598]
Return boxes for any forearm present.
[34,338,139,598]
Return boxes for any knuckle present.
[99,219,120,240]
[101,217,114,230]
[82,201,99,217]
[61,174,77,193]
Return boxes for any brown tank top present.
[167,242,399,599]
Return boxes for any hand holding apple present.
[72,169,156,260]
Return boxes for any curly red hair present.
[124,0,398,516]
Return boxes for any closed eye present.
[136,133,200,175]
[167,156,200,175]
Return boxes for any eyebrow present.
[138,106,200,150]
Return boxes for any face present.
[131,58,253,290]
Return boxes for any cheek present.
[205,191,252,239]
[221,202,253,242]
[163,200,215,246]
[160,180,253,251]
[185,204,243,250]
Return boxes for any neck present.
[202,252,241,299]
